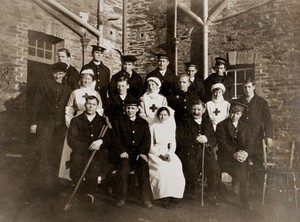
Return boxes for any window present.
[28,30,63,64]
[227,64,255,99]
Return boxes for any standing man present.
[144,53,178,98]
[111,97,153,208]
[176,100,220,205]
[184,62,205,100]
[57,48,80,90]
[203,57,234,103]
[29,62,71,193]
[168,74,199,122]
[236,78,273,193]
[216,101,253,210]
[81,45,110,104]
[109,55,143,98]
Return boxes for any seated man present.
[111,97,153,208]
[67,95,110,203]
[176,100,220,205]
[216,101,253,210]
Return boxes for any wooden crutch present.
[64,117,112,211]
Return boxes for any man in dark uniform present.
[236,78,273,194]
[106,76,136,120]
[111,97,152,208]
[81,45,110,104]
[29,62,72,193]
[176,100,220,205]
[67,96,110,203]
[203,57,234,103]
[144,53,178,97]
[109,55,143,98]
[216,101,253,210]
[184,62,205,100]
[168,74,199,122]
[57,48,80,90]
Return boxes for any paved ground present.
[1,153,299,222]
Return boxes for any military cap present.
[122,55,137,63]
[124,97,140,106]
[156,53,169,60]
[52,62,68,72]
[184,62,198,68]
[215,57,229,66]
[91,44,106,53]
[230,101,247,113]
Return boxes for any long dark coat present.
[63,65,80,90]
[189,74,205,101]
[237,94,273,155]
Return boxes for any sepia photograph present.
[0,0,299,221]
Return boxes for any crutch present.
[201,143,205,207]
[64,117,112,211]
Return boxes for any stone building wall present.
[0,0,123,148]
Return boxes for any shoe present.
[242,201,253,210]
[233,182,240,195]
[143,200,153,208]
[116,199,125,207]
[85,194,95,205]
[208,195,219,206]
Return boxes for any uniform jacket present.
[111,115,151,159]
[31,78,71,125]
[67,112,110,154]
[144,68,178,97]
[106,93,136,119]
[168,90,199,122]
[203,73,234,102]
[216,118,252,162]
[63,65,80,90]
[109,70,143,98]
[237,94,273,154]
[189,74,205,100]
[81,61,110,103]
[176,115,217,157]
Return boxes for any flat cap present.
[184,62,198,68]
[156,53,169,60]
[230,101,247,113]
[215,57,229,66]
[124,97,140,106]
[52,62,68,72]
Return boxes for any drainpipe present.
[174,0,178,76]
[34,0,85,37]
[122,0,128,54]
[81,38,91,66]
[42,0,101,38]
[207,0,230,26]
[203,0,208,80]
[177,4,204,26]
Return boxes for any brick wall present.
[0,0,122,149]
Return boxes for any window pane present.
[246,70,255,80]
[45,42,52,50]
[37,40,44,49]
[37,49,44,58]
[236,71,245,82]
[28,47,36,56]
[236,84,244,97]
[29,38,36,46]
[45,51,52,59]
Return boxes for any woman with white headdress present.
[148,106,185,204]
[58,68,104,181]
[205,83,230,131]
[139,77,167,125]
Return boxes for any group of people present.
[27,45,273,211]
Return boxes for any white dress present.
[206,98,230,131]
[139,92,167,125]
[148,107,185,199]
[58,86,103,180]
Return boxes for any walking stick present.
[201,143,205,207]
[64,117,112,211]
